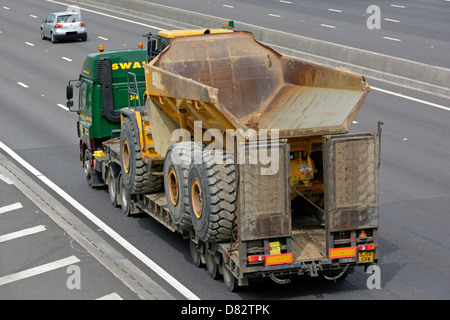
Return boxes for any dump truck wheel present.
[188,150,236,242]
[120,117,162,194]
[164,142,201,229]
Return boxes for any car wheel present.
[51,32,57,43]
[81,34,87,41]
[40,29,46,40]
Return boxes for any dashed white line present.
[97,36,109,41]
[62,57,72,62]
[0,256,80,286]
[29,14,38,19]
[222,4,234,9]
[371,86,450,112]
[383,36,402,41]
[280,0,292,3]
[0,173,13,185]
[96,292,123,300]
[390,4,406,8]
[2,6,10,10]
[0,225,46,243]
[0,202,23,214]
[268,13,281,18]
[57,103,69,111]
[328,8,343,13]
[17,82,29,88]
[384,18,400,22]
[320,24,336,29]
[25,42,35,47]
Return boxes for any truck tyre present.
[188,150,236,242]
[222,259,238,292]
[120,116,162,194]
[107,168,119,207]
[164,142,202,229]
[83,149,94,187]
[119,174,131,216]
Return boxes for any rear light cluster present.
[357,244,375,251]
[54,23,63,28]
[80,21,85,27]
[247,253,293,266]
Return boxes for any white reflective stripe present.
[0,202,22,214]
[0,225,46,243]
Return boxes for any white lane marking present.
[320,24,336,28]
[384,18,400,22]
[96,292,123,300]
[0,173,13,185]
[29,15,38,19]
[57,104,69,111]
[0,256,80,286]
[2,7,10,10]
[0,225,46,243]
[62,57,72,62]
[222,5,234,9]
[17,82,29,88]
[0,202,23,214]
[25,42,35,47]
[390,4,405,8]
[328,8,343,13]
[268,13,281,17]
[0,140,200,300]
[97,36,109,40]
[371,86,450,111]
[280,0,292,3]
[46,0,165,31]
[383,36,402,41]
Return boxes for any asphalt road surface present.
[0,0,449,301]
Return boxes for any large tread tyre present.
[120,117,162,194]
[164,142,202,229]
[188,150,236,242]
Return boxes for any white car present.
[41,12,87,43]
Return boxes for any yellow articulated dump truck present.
[68,29,381,292]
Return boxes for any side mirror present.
[66,84,73,100]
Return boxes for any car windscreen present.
[57,14,82,23]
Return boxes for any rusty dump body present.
[144,32,370,142]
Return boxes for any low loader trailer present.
[67,27,381,291]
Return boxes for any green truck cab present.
[66,47,147,186]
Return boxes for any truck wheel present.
[108,168,119,207]
[164,142,202,228]
[188,150,236,242]
[119,175,131,216]
[206,249,219,279]
[83,149,93,187]
[189,238,203,267]
[120,117,162,194]
[222,259,238,292]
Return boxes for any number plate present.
[358,251,374,263]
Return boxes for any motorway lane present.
[0,0,449,300]
[142,0,450,68]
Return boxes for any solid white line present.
[57,104,69,111]
[96,292,123,300]
[46,0,166,31]
[0,173,13,185]
[383,36,402,41]
[17,82,29,88]
[25,42,35,47]
[320,24,336,28]
[0,225,46,243]
[371,86,450,111]
[62,57,72,62]
[0,202,23,214]
[0,141,199,300]
[0,256,80,286]
[328,8,343,13]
